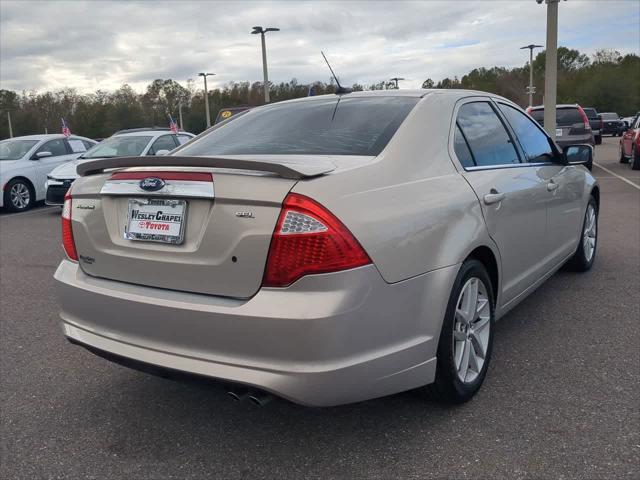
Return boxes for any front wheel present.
[424,259,494,403]
[3,179,35,212]
[566,196,598,272]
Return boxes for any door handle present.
[483,192,505,205]
[547,180,559,192]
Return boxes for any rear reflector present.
[263,193,371,287]
[62,193,78,261]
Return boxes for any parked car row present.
[0,128,195,212]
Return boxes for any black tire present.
[424,259,495,403]
[595,135,602,145]
[631,145,640,170]
[3,178,35,213]
[566,196,598,272]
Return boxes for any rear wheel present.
[566,196,598,272]
[631,145,640,170]
[3,179,35,212]
[424,259,494,403]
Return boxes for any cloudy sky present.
[1,0,638,93]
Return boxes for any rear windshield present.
[529,108,582,126]
[82,135,152,159]
[600,113,619,120]
[177,96,419,156]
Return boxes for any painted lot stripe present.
[593,162,640,191]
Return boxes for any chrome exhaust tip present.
[248,391,273,407]
[226,388,249,402]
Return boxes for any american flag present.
[168,114,178,134]
[61,118,71,137]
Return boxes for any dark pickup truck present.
[583,108,602,145]
[599,112,626,137]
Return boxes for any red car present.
[620,115,640,169]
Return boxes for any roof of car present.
[257,89,519,108]
[4,134,93,141]
[112,130,195,138]
[529,104,580,110]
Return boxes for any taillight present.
[578,106,591,130]
[62,193,78,261]
[262,193,371,287]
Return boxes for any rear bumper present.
[55,260,459,406]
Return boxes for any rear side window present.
[178,97,419,156]
[498,104,554,163]
[177,135,192,145]
[67,139,87,153]
[456,102,519,167]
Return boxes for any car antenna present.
[321,51,352,95]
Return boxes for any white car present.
[0,134,97,212]
[45,128,195,206]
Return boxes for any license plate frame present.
[125,198,187,244]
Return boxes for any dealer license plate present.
[126,198,187,244]
[556,128,563,137]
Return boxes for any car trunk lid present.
[69,155,342,298]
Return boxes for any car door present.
[453,99,549,305]
[146,134,179,155]
[622,117,639,155]
[32,138,75,198]
[497,101,585,266]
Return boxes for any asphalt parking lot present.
[1,137,638,480]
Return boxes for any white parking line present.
[0,206,58,219]
[593,162,640,191]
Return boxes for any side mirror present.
[33,151,52,160]
[155,149,170,156]
[564,144,593,170]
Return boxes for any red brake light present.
[577,106,591,130]
[263,193,371,287]
[62,193,78,261]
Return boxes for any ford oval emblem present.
[139,177,165,191]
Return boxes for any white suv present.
[0,134,97,212]
[45,128,195,206]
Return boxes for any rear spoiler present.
[76,156,336,180]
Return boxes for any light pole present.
[198,72,215,128]
[520,44,543,107]
[538,0,561,140]
[251,26,279,103]
[389,77,405,89]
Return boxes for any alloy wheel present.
[453,277,491,384]
[10,182,30,210]
[583,204,597,262]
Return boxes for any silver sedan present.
[55,90,599,406]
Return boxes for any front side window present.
[456,102,519,167]
[82,136,153,159]
[498,104,554,163]
[37,139,68,157]
[0,140,38,160]
[148,135,178,155]
[178,97,419,157]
